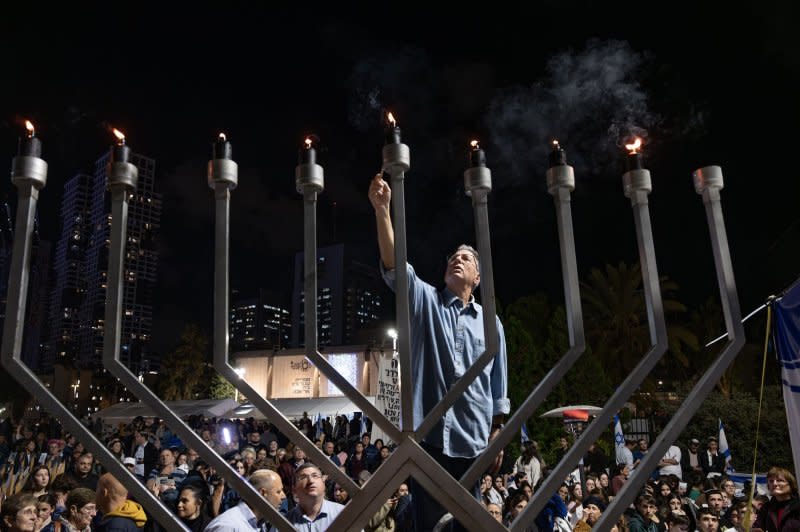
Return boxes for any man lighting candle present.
[367,167,509,531]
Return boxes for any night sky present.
[2,3,798,355]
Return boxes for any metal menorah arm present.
[461,175,586,491]
[1,157,189,531]
[515,168,669,531]
[103,161,291,529]
[209,163,359,499]
[383,139,413,433]
[595,166,746,530]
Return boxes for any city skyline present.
[2,4,798,358]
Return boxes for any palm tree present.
[580,262,698,388]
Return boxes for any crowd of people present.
[0,174,795,531]
[0,411,795,531]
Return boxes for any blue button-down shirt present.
[383,263,510,458]
[276,499,351,531]
[205,501,260,532]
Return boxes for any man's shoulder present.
[206,503,251,529]
[323,499,345,510]
[96,515,141,531]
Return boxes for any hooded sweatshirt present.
[96,500,147,531]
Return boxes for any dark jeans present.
[410,442,481,532]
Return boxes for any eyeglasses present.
[297,472,323,482]
[80,505,97,515]
[447,252,477,266]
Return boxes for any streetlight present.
[233,367,245,402]
[71,381,80,412]
[386,328,398,352]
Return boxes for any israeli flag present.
[718,418,732,471]
[360,414,368,436]
[773,283,800,472]
[521,423,530,445]
[614,414,625,452]
[315,412,324,440]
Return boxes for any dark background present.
[1,2,798,354]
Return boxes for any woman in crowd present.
[35,493,57,532]
[176,481,212,532]
[610,463,630,497]
[567,482,584,528]
[557,482,570,505]
[598,471,613,501]
[240,449,256,477]
[492,475,509,505]
[106,439,125,462]
[719,476,737,510]
[255,448,268,468]
[504,492,529,527]
[585,474,598,494]
[513,440,543,490]
[334,483,351,505]
[754,466,800,531]
[1,493,37,532]
[345,442,368,482]
[56,488,96,532]
[19,466,49,499]
[660,493,694,530]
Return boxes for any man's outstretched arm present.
[368,173,395,270]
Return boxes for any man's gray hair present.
[449,244,480,270]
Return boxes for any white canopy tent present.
[224,396,376,420]
[95,399,239,425]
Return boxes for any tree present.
[664,383,791,471]
[202,372,237,400]
[158,324,209,400]
[688,296,766,399]
[580,262,699,389]
[0,367,31,422]
[502,295,615,466]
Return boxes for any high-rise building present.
[45,152,161,374]
[0,196,51,372]
[43,174,93,372]
[230,289,291,351]
[0,200,15,336]
[22,238,51,370]
[291,244,384,347]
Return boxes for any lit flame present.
[625,137,642,154]
[25,120,35,137]
[304,137,313,149]
[218,132,226,142]
[470,139,480,149]
[387,112,396,127]
[112,128,126,145]
[552,139,560,149]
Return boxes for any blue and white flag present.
[521,423,530,445]
[315,412,324,440]
[360,414,368,436]
[773,280,800,472]
[613,414,625,453]
[718,418,732,471]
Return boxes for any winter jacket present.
[95,500,147,531]
[754,496,800,532]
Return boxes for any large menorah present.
[1,123,744,531]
